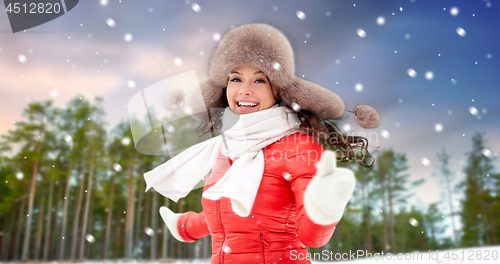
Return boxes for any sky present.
[1,0,499,226]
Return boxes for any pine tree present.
[433,148,459,247]
[459,132,497,246]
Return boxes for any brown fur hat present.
[188,23,379,128]
[189,23,345,120]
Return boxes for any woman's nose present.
[239,82,253,95]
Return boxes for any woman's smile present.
[226,65,277,114]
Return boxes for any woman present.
[144,23,379,263]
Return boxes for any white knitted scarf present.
[144,104,301,217]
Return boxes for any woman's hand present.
[304,150,356,225]
[159,206,186,242]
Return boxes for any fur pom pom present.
[353,104,379,129]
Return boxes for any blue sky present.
[1,0,499,222]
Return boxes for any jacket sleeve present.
[286,137,338,248]
[177,211,211,242]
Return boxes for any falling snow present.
[85,234,95,243]
[376,16,385,25]
[174,57,183,66]
[100,0,108,6]
[421,157,431,167]
[191,3,201,12]
[355,83,363,92]
[482,148,492,158]
[407,68,417,78]
[456,27,466,37]
[145,227,154,236]
[381,130,390,139]
[425,71,434,80]
[357,28,367,38]
[113,163,123,172]
[127,80,136,89]
[469,106,478,116]
[124,33,133,42]
[296,10,306,20]
[16,172,23,180]
[450,6,459,16]
[212,33,221,41]
[409,218,419,227]
[18,54,27,63]
[122,137,131,146]
[106,18,116,27]
[434,123,443,132]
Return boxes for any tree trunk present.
[489,205,498,244]
[134,162,146,254]
[379,174,388,252]
[177,199,183,258]
[85,193,95,259]
[22,134,42,260]
[134,179,144,254]
[114,213,123,257]
[388,180,396,253]
[104,170,116,259]
[401,211,406,252]
[70,155,87,259]
[202,236,208,259]
[125,164,136,259]
[142,191,151,259]
[35,187,46,259]
[1,215,13,260]
[151,190,159,259]
[59,161,73,260]
[52,178,63,260]
[162,198,169,259]
[15,196,27,260]
[43,178,54,260]
[445,179,459,248]
[366,182,373,252]
[79,149,95,259]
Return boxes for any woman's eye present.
[230,77,241,82]
[255,79,266,83]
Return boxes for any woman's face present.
[226,66,277,115]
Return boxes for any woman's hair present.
[195,84,374,168]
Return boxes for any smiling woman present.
[226,66,278,115]
[144,23,379,264]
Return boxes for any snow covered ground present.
[3,246,499,263]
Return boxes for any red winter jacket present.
[177,132,338,264]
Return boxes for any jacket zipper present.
[260,233,269,263]
[217,199,226,263]
[217,156,232,264]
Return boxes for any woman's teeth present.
[238,102,258,107]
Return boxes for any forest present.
[0,95,499,261]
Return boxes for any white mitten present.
[304,150,356,225]
[159,206,186,242]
